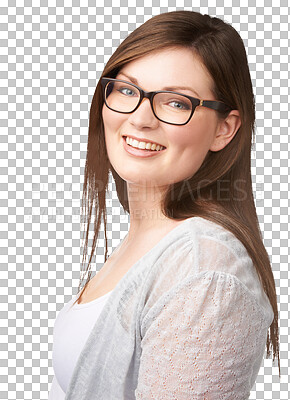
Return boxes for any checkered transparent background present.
[1,0,289,399]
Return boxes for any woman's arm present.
[136,271,272,400]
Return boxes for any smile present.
[125,136,166,151]
[122,136,167,158]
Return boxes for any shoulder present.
[142,217,273,329]
[153,216,255,283]
[184,216,253,273]
[186,216,247,255]
[182,217,272,316]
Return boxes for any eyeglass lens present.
[105,80,193,125]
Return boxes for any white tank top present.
[49,272,113,399]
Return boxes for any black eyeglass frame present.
[100,77,233,126]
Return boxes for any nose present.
[127,97,159,129]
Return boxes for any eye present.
[168,100,191,111]
[118,86,138,97]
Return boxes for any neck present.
[126,181,171,240]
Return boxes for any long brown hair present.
[77,10,280,377]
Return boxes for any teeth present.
[125,136,165,151]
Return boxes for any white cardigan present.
[64,216,273,399]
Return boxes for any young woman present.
[49,10,280,400]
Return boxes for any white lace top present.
[61,216,273,400]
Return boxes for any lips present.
[122,135,166,148]
[122,136,166,158]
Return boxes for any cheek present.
[102,106,129,169]
[102,105,126,140]
[102,105,114,133]
[169,116,217,178]
[172,119,213,151]
[102,107,119,149]
[102,106,116,159]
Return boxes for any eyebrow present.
[117,72,201,98]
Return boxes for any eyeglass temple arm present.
[200,99,232,113]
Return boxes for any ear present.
[209,110,241,152]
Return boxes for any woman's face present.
[102,47,227,187]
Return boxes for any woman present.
[49,10,280,399]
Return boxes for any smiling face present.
[102,47,228,188]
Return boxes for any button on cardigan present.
[63,216,274,400]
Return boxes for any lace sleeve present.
[136,271,270,400]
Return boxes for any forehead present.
[117,47,215,98]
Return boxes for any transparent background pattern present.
[0,0,289,399]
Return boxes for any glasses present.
[100,77,233,126]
